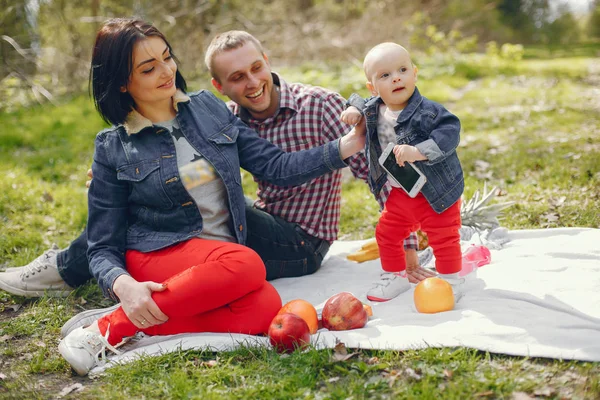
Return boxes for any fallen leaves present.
[511,392,533,400]
[57,383,84,398]
[331,342,359,362]
[0,335,13,343]
[1,304,22,313]
[442,368,453,379]
[533,386,556,397]
[193,358,219,368]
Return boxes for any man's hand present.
[405,248,436,283]
[339,116,367,159]
[86,168,93,188]
[392,144,426,166]
[406,266,437,284]
[112,275,169,329]
[340,106,363,126]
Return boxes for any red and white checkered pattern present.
[229,73,418,248]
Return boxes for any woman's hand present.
[112,274,169,329]
[85,168,93,188]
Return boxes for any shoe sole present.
[58,337,92,376]
[0,280,72,298]
[366,295,393,302]
[61,304,120,338]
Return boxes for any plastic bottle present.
[460,244,491,276]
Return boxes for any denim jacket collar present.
[364,87,423,123]
[123,89,191,135]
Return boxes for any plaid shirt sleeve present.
[404,231,419,250]
[320,93,370,182]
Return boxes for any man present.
[0,31,427,304]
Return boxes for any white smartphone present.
[378,142,427,198]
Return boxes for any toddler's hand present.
[393,145,425,166]
[340,107,363,126]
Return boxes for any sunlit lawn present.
[0,54,598,399]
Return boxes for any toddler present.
[341,42,464,302]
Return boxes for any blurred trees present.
[589,0,600,38]
[544,3,580,48]
[498,0,551,43]
[1,1,38,82]
[0,0,595,109]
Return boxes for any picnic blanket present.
[90,227,600,374]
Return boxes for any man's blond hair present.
[205,31,265,82]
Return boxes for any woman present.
[58,18,365,376]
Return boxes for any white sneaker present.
[58,325,121,376]
[61,304,120,338]
[438,273,465,302]
[366,271,411,302]
[0,244,72,297]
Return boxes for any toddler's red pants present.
[97,238,282,346]
[376,188,462,274]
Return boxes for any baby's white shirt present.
[377,105,403,188]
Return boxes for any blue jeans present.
[57,204,330,287]
[244,204,330,281]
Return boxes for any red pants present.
[376,188,462,274]
[97,238,282,346]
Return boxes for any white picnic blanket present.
[91,227,600,374]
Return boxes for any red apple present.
[322,292,368,331]
[268,312,311,353]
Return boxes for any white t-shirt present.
[156,119,235,243]
[377,105,403,188]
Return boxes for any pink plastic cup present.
[460,245,491,276]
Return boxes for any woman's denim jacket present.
[88,90,348,299]
[348,87,464,215]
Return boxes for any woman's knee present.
[228,246,267,286]
[252,282,282,333]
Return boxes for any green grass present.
[0,52,599,398]
[523,42,600,59]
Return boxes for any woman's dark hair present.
[90,18,187,126]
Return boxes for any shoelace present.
[84,325,122,367]
[20,245,59,278]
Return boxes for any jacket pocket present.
[208,125,241,184]
[438,154,462,188]
[117,160,173,209]
[208,124,239,145]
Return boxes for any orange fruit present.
[277,299,319,334]
[414,277,454,314]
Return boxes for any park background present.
[0,0,599,398]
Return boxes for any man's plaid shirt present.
[229,73,418,248]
